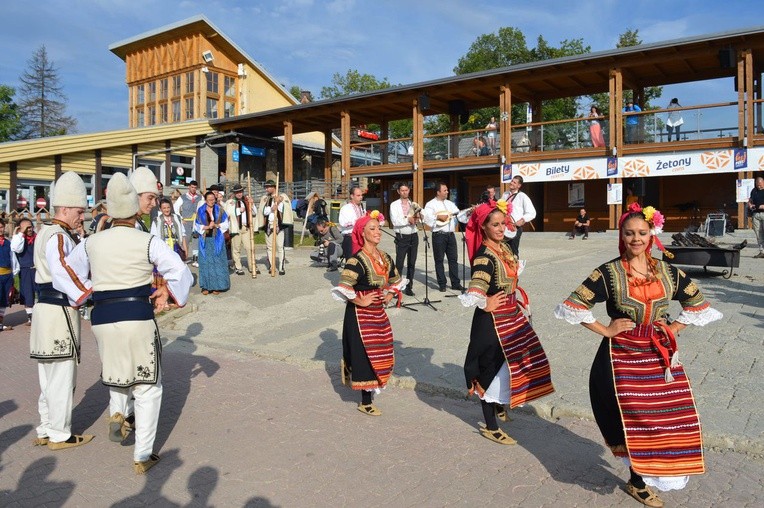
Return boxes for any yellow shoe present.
[479,427,516,445]
[134,454,160,475]
[47,434,94,450]
[109,412,125,442]
[32,437,49,446]
[625,482,664,508]
[357,403,382,416]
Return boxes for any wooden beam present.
[283,120,293,184]
[738,49,746,145]
[9,162,17,209]
[54,154,62,180]
[500,84,512,195]
[341,110,351,190]
[412,98,424,206]
[195,136,202,183]
[324,131,333,184]
[380,119,389,165]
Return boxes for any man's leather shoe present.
[279,270,286,275]
[438,286,447,292]
[451,284,465,291]
[404,288,415,296]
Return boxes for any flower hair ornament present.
[619,202,673,259]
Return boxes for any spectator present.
[666,98,684,142]
[589,106,605,147]
[569,208,591,240]
[151,198,187,261]
[314,218,343,271]
[749,177,764,258]
[623,99,641,144]
[193,191,230,295]
[485,116,498,154]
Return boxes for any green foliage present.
[319,69,393,99]
[288,85,302,101]
[17,45,77,139]
[0,85,23,142]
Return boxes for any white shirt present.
[47,233,92,307]
[424,197,459,233]
[500,191,536,224]
[389,199,418,235]
[65,235,193,307]
[338,202,364,236]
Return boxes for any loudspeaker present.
[448,100,467,116]
[719,48,735,69]
[418,94,430,111]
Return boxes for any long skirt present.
[590,122,605,147]
[464,296,554,408]
[198,240,230,292]
[92,319,161,388]
[341,292,394,390]
[589,324,704,479]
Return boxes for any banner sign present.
[513,157,609,183]
[241,144,265,157]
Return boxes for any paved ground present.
[1,228,762,506]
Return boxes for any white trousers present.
[37,359,77,442]
[109,371,163,462]
[265,229,285,271]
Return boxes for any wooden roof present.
[213,25,764,137]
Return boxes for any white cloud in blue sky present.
[0,0,760,133]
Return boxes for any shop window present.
[136,84,145,104]
[160,78,168,100]
[172,75,181,97]
[224,76,236,98]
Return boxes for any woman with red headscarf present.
[460,200,554,445]
[554,203,722,508]
[331,211,407,416]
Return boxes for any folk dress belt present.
[94,296,151,307]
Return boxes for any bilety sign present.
[513,157,610,183]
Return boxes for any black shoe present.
[327,264,338,272]
[279,270,286,275]
[235,269,245,275]
[451,284,465,291]
[438,286,447,292]
[582,235,588,240]
[404,288,415,297]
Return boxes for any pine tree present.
[17,45,77,138]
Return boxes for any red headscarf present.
[351,210,385,256]
[465,200,511,263]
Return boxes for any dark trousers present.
[570,225,589,238]
[394,233,419,288]
[507,227,523,257]
[432,232,460,288]
[341,234,353,260]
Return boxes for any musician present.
[500,175,536,256]
[256,179,293,275]
[338,186,365,262]
[389,182,419,296]
[224,183,256,276]
[30,171,94,450]
[424,182,464,292]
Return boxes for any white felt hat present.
[129,166,159,195]
[50,171,87,208]
[106,173,139,219]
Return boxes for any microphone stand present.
[402,219,440,311]
[445,225,468,298]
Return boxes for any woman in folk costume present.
[460,200,554,445]
[554,202,722,508]
[151,197,187,260]
[193,191,230,295]
[331,210,407,416]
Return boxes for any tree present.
[319,69,393,99]
[288,85,302,101]
[17,45,77,138]
[0,85,23,142]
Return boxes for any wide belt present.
[93,296,150,307]
[37,284,70,306]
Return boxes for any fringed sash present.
[353,289,394,389]
[493,295,554,408]
[610,323,705,477]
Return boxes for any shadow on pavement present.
[0,456,74,505]
[111,448,182,507]
[243,496,280,507]
[71,377,109,437]
[155,323,220,453]
[0,399,18,420]
[186,466,218,508]
[313,328,355,403]
[0,424,34,473]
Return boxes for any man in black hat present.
[256,179,293,275]
[224,183,257,276]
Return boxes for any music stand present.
[402,226,440,311]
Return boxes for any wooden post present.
[271,173,280,277]
[500,84,512,195]
[284,120,293,185]
[341,110,351,195]
[737,49,746,146]
[324,130,333,193]
[609,68,623,230]
[95,149,103,202]
[247,172,257,278]
[412,98,424,206]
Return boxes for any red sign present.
[357,129,379,141]
[36,197,47,209]
[17,196,28,208]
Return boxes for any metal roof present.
[212,24,764,137]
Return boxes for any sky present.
[1,0,761,134]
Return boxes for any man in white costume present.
[338,186,365,262]
[64,173,193,474]
[30,171,95,451]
